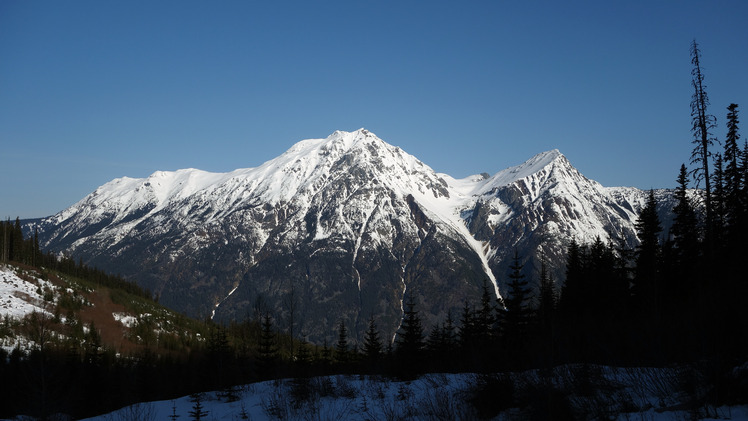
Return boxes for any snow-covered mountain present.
[31,129,670,343]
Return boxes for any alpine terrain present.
[29,129,676,343]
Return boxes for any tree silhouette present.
[689,40,717,243]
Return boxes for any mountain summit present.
[33,129,664,342]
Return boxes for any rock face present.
[31,129,676,343]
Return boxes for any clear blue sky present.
[2,1,747,218]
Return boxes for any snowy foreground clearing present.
[75,366,748,421]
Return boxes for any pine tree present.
[689,40,718,242]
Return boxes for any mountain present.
[30,129,672,343]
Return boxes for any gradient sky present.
[2,1,747,218]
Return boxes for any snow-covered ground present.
[0,264,61,353]
[76,368,748,421]
[0,265,55,320]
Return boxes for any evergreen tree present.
[559,238,585,313]
[256,312,277,378]
[361,316,382,364]
[535,259,556,367]
[11,218,22,263]
[296,337,312,366]
[475,279,496,345]
[501,250,532,366]
[724,104,742,218]
[168,401,180,421]
[188,393,209,421]
[633,190,664,361]
[394,295,425,375]
[671,164,701,261]
[458,300,477,349]
[633,190,662,307]
[712,153,726,239]
[319,339,333,366]
[724,104,746,251]
[335,319,350,364]
[689,40,717,242]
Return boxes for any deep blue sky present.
[2,1,747,218]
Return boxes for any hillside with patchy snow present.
[30,129,675,343]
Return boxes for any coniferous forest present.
[1,40,747,419]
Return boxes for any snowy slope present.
[0,265,56,321]
[0,264,59,353]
